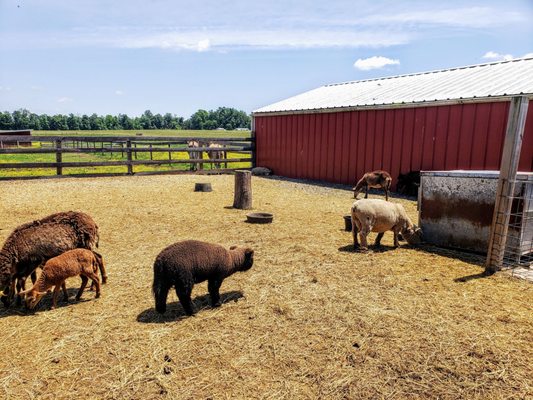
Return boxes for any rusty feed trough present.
[419,170,533,265]
[246,212,273,224]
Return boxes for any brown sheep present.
[20,249,105,310]
[0,211,101,307]
[353,170,392,201]
[351,198,422,251]
[152,240,254,315]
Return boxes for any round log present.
[233,170,252,209]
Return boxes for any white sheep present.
[350,198,422,251]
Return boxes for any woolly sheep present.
[351,198,422,251]
[152,240,254,315]
[0,211,101,307]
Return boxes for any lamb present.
[0,211,101,307]
[20,249,105,310]
[206,142,226,169]
[353,170,392,201]
[152,240,254,315]
[351,198,423,251]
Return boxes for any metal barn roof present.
[253,57,533,115]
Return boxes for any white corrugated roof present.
[253,57,533,114]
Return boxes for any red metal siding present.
[255,100,533,187]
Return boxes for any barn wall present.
[254,100,533,187]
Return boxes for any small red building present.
[252,58,533,188]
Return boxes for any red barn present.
[252,58,533,188]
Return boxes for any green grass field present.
[0,130,253,178]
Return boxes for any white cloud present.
[196,39,210,52]
[483,51,513,61]
[361,7,524,29]
[57,97,73,103]
[523,52,533,58]
[115,90,123,95]
[354,56,400,71]
[112,29,409,51]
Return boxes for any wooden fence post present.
[56,139,62,175]
[233,170,252,209]
[126,140,133,175]
[485,96,529,274]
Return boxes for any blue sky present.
[1,0,532,118]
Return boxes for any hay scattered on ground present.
[0,175,531,399]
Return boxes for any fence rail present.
[0,135,255,179]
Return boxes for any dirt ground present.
[0,174,531,399]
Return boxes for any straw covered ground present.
[0,175,531,399]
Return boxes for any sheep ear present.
[230,245,238,250]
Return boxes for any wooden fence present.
[0,135,255,180]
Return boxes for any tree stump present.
[233,170,252,209]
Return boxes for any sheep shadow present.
[338,244,398,253]
[136,290,244,323]
[0,287,99,318]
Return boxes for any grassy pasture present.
[0,130,252,177]
[0,175,531,399]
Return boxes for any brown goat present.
[20,249,105,310]
[353,170,392,201]
[0,211,101,307]
[153,240,254,315]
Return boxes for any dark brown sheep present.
[0,211,101,306]
[20,249,105,310]
[152,240,254,315]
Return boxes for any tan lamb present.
[20,249,106,310]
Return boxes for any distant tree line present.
[0,107,251,131]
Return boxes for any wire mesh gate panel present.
[501,177,533,268]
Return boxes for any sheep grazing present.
[152,240,254,316]
[353,170,392,201]
[0,211,101,307]
[206,142,226,169]
[351,198,423,251]
[20,249,106,310]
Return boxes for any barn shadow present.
[410,244,491,282]
[0,287,98,318]
[258,175,417,200]
[136,290,244,323]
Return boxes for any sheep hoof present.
[211,302,221,308]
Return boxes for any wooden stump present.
[233,170,252,209]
